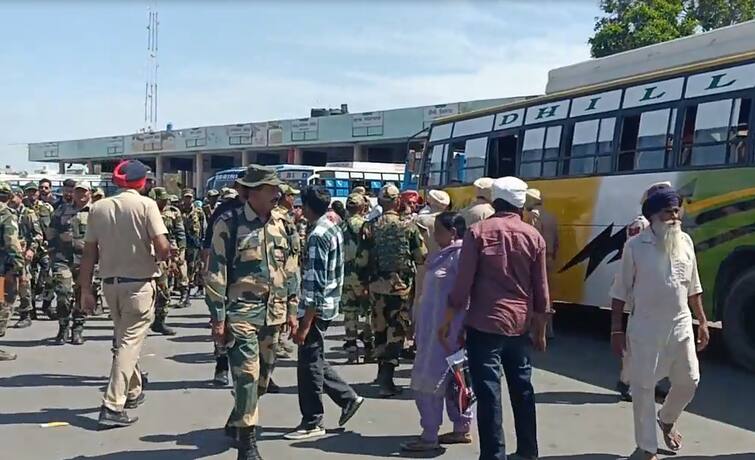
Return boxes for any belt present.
[102,277,155,285]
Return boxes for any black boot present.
[237,426,263,460]
[363,344,376,363]
[54,324,69,345]
[213,355,229,386]
[344,340,359,364]
[151,317,176,336]
[97,406,138,430]
[378,363,403,398]
[14,312,32,329]
[43,300,58,320]
[71,327,85,345]
[180,288,191,309]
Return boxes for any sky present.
[0,0,601,170]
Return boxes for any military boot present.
[42,299,57,320]
[237,426,263,460]
[151,317,176,336]
[14,312,32,329]
[213,355,229,386]
[54,323,70,345]
[344,340,359,364]
[71,326,85,345]
[378,363,403,398]
[363,343,376,363]
[179,288,191,309]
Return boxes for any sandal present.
[657,412,683,451]
[628,447,658,460]
[438,431,472,444]
[400,438,441,452]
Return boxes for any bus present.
[416,20,755,372]
[207,162,406,202]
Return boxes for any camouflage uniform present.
[48,200,89,342]
[0,188,24,339]
[272,203,302,362]
[180,194,205,306]
[205,185,298,430]
[29,196,54,316]
[153,188,186,332]
[357,185,426,393]
[10,203,43,324]
[340,204,374,363]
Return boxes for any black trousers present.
[297,318,357,429]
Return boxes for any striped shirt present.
[299,213,344,320]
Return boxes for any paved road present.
[1,301,753,460]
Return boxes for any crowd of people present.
[0,159,710,460]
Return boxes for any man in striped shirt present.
[285,186,364,441]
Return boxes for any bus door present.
[488,129,521,178]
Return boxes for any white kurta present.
[611,227,702,453]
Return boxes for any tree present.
[689,0,755,31]
[589,0,699,58]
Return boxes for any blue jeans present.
[466,328,538,460]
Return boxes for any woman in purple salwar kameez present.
[402,212,474,452]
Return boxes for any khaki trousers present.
[102,280,155,411]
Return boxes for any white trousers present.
[629,333,699,453]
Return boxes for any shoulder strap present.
[225,205,242,287]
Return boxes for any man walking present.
[0,182,23,362]
[610,187,708,460]
[151,187,186,335]
[442,176,549,460]
[180,188,204,306]
[460,177,495,226]
[284,186,364,440]
[8,186,42,328]
[24,182,54,319]
[205,165,299,459]
[79,160,170,429]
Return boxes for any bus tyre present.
[723,268,755,373]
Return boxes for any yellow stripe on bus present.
[686,187,755,214]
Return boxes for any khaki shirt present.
[85,189,168,279]
[461,199,494,226]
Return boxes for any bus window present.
[618,108,675,171]
[448,140,466,183]
[564,117,615,176]
[452,137,487,183]
[519,126,561,178]
[680,98,751,166]
[488,133,518,178]
[427,144,447,186]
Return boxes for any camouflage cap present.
[152,186,169,200]
[206,189,220,198]
[222,188,239,200]
[352,186,367,195]
[169,194,179,202]
[378,184,400,202]
[75,183,92,192]
[0,181,11,195]
[182,188,194,197]
[346,193,365,207]
[23,182,39,192]
[279,183,300,196]
[11,185,23,195]
[236,164,283,188]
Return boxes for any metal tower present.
[143,2,159,132]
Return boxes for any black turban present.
[642,188,681,220]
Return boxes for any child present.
[401,211,473,452]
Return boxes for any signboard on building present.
[227,124,253,146]
[352,112,384,137]
[40,142,59,159]
[251,123,267,147]
[268,123,283,146]
[106,136,124,155]
[423,104,460,128]
[291,118,318,141]
[185,127,207,148]
[130,132,166,152]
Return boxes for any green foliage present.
[690,0,755,31]
[589,0,698,58]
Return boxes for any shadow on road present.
[0,373,219,392]
[539,309,755,433]
[0,406,100,431]
[167,334,212,344]
[540,455,755,460]
[62,427,230,459]
[165,352,215,365]
[287,430,443,457]
[536,391,619,405]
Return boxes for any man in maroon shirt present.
[440,176,548,460]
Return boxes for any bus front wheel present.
[723,268,755,373]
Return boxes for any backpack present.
[373,215,413,274]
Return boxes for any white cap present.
[491,176,528,209]
[427,189,450,209]
[526,188,542,202]
[473,177,494,200]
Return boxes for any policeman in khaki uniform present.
[79,160,171,429]
[206,165,299,460]
[151,187,186,335]
[357,184,427,397]
[48,181,91,345]
[341,192,374,364]
[8,186,43,328]
[24,182,55,318]
[0,182,24,362]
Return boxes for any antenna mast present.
[143,2,159,132]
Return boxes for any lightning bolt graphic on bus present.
[559,224,628,280]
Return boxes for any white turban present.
[473,177,494,201]
[427,189,450,211]
[492,176,528,209]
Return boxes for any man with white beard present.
[609,188,710,460]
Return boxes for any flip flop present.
[657,412,683,451]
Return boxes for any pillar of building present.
[86,161,94,174]
[353,144,366,162]
[155,155,164,186]
[194,152,205,195]
[241,150,252,166]
[287,148,303,165]
[58,162,66,174]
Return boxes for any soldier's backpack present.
[373,216,413,274]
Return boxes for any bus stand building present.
[27,98,527,195]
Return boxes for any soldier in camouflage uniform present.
[341,192,375,364]
[24,182,55,319]
[48,182,91,345]
[8,187,43,328]
[0,182,24,361]
[357,184,427,397]
[152,187,186,335]
[179,188,204,306]
[206,165,299,459]
[203,189,220,220]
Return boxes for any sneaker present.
[213,369,229,386]
[438,431,472,444]
[283,425,326,440]
[124,392,146,409]
[401,438,441,452]
[14,317,32,329]
[616,381,632,402]
[338,396,364,427]
[97,406,138,430]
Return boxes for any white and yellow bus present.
[417,21,755,372]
